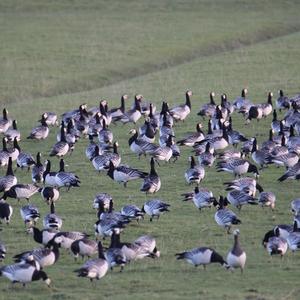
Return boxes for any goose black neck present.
[272,110,277,122]
[150,158,157,176]
[59,159,65,172]
[50,201,55,214]
[13,138,21,151]
[12,120,17,130]
[97,242,106,259]
[113,143,118,154]
[60,122,66,142]
[128,131,138,146]
[210,93,215,105]
[3,109,8,120]
[120,96,126,113]
[268,93,273,105]
[185,92,191,109]
[6,157,14,176]
[251,138,257,152]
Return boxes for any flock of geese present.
[0,88,299,288]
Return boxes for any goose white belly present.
[227,252,246,269]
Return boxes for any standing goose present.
[70,238,98,261]
[27,227,58,246]
[16,147,35,171]
[20,204,40,227]
[43,112,58,126]
[98,119,113,146]
[31,152,45,183]
[278,161,300,181]
[0,138,10,167]
[0,199,13,224]
[42,160,58,186]
[276,90,290,111]
[105,234,127,271]
[49,121,69,157]
[57,118,79,144]
[0,108,12,133]
[0,157,17,193]
[197,143,215,167]
[175,246,228,269]
[182,186,216,211]
[184,156,205,185]
[5,137,20,162]
[107,160,148,187]
[4,120,21,142]
[169,90,192,122]
[286,222,300,252]
[150,134,173,163]
[227,117,248,147]
[246,105,263,122]
[227,229,246,273]
[216,158,259,178]
[3,183,40,202]
[74,241,109,282]
[250,137,269,169]
[86,135,102,161]
[177,123,204,147]
[43,202,62,230]
[214,196,241,234]
[109,94,128,121]
[0,241,6,261]
[54,159,80,190]
[261,92,273,117]
[197,92,216,118]
[27,113,49,140]
[0,263,51,287]
[142,199,170,221]
[199,127,229,151]
[140,157,161,194]
[88,112,103,137]
[40,186,60,205]
[115,95,142,124]
[139,119,156,143]
[271,110,281,134]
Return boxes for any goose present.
[175,246,228,269]
[105,235,127,271]
[43,202,62,230]
[291,198,300,215]
[13,241,60,269]
[54,159,80,190]
[218,149,242,161]
[233,88,251,111]
[4,120,21,142]
[98,119,113,146]
[270,110,282,134]
[109,94,128,121]
[223,177,263,197]
[265,235,288,257]
[139,119,156,143]
[214,196,241,233]
[115,95,142,124]
[93,193,113,211]
[57,118,79,144]
[147,102,160,130]
[216,158,259,178]
[286,222,300,252]
[261,129,277,151]
[177,123,204,147]
[261,92,273,117]
[48,231,89,250]
[197,143,215,167]
[198,127,229,151]
[27,227,58,246]
[0,199,13,224]
[169,90,192,122]
[0,108,12,133]
[250,137,268,169]
[142,199,170,221]
[226,229,246,273]
[3,183,40,202]
[246,104,263,123]
[120,205,144,222]
[0,157,17,192]
[98,100,112,126]
[27,113,49,140]
[197,92,216,118]
[43,112,58,126]
[286,126,300,149]
[140,157,161,194]
[226,117,248,147]
[86,135,104,161]
[107,160,148,187]
[184,156,205,185]
[42,160,58,186]
[49,121,70,157]
[92,142,121,172]
[88,112,103,137]
[98,200,131,225]
[62,104,88,124]
[226,190,257,210]
[241,138,254,156]
[150,134,173,163]
[133,235,160,259]
[267,151,299,169]
[0,263,51,287]
[5,137,20,162]
[159,111,174,138]
[31,152,45,183]
[221,93,234,114]
[94,218,126,240]
[276,90,290,111]
[40,186,60,205]
[278,161,300,181]
[70,239,98,261]
[182,186,216,211]
[74,241,109,282]
[0,241,6,261]
[262,225,293,244]
[20,204,40,226]
[16,148,35,171]
[269,135,288,157]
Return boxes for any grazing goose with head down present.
[74,241,109,282]
[3,183,40,202]
[276,90,290,111]
[20,204,40,227]
[0,262,51,287]
[227,229,246,273]
[70,238,98,261]
[121,204,144,222]
[175,246,228,269]
[142,199,170,221]
[258,192,276,210]
[140,157,161,194]
[226,190,257,210]
[169,90,192,122]
[263,227,288,257]
[223,177,263,197]
[93,193,112,211]
[40,186,60,205]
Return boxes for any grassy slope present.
[1,2,300,300]
[1,0,300,102]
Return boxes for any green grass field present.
[1,1,300,299]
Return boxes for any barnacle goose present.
[169,90,192,122]
[258,192,276,210]
[286,222,300,252]
[109,94,128,121]
[0,199,13,224]
[4,120,21,142]
[31,152,45,183]
[149,134,173,163]
[217,157,259,178]
[40,186,60,205]
[0,138,10,167]
[107,160,148,187]
[74,241,109,282]
[198,127,229,151]
[5,137,20,162]
[121,204,144,222]
[139,118,156,143]
[49,121,70,157]
[140,157,161,194]
[48,231,89,250]
[3,183,40,202]
[93,193,112,211]
[27,113,49,140]
[0,157,17,193]
[175,246,228,269]
[197,92,216,118]
[214,196,241,233]
[177,123,204,147]
[115,95,142,124]
[94,218,125,240]
[182,186,216,211]
[263,227,288,257]
[250,137,269,169]
[27,227,58,246]
[43,202,62,230]
[197,143,215,167]
[0,241,6,261]
[20,204,40,226]
[226,190,257,210]
[227,117,248,147]
[261,92,273,117]
[142,199,170,221]
[0,108,12,133]
[291,198,300,215]
[278,161,300,181]
[223,177,263,196]
[42,159,58,186]
[43,112,58,126]
[55,159,80,190]
[184,156,205,185]
[98,119,113,146]
[226,229,246,273]
[0,263,51,287]
[70,239,98,261]
[276,90,290,111]
[16,148,35,171]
